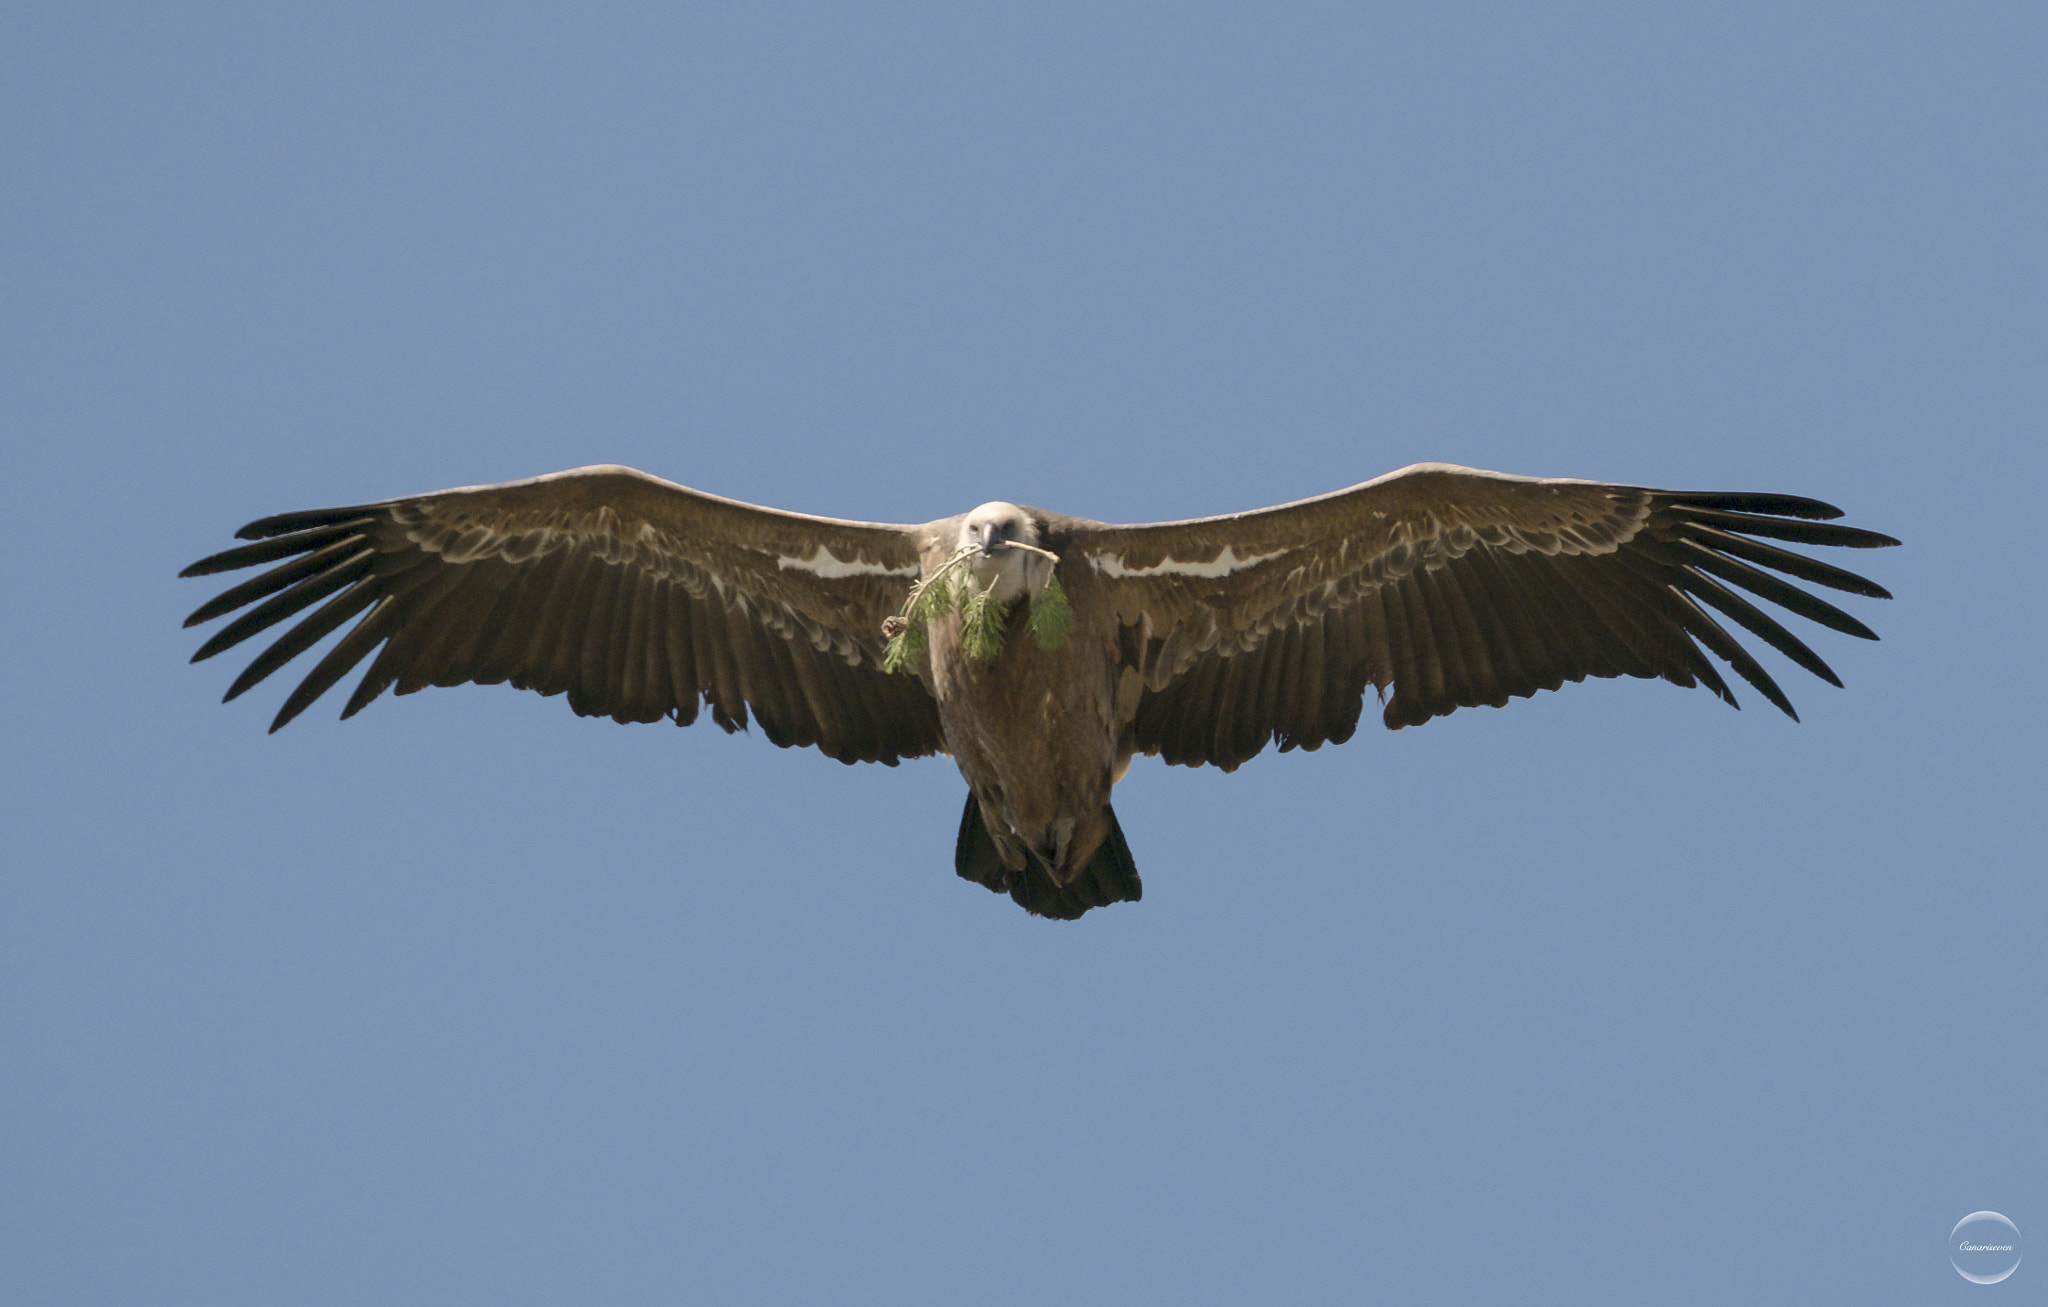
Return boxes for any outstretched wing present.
[181,464,944,764]
[1068,462,1898,771]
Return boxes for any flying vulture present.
[182,462,1897,918]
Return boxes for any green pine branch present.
[880,546,1073,673]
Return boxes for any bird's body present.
[183,462,1897,918]
[926,544,1134,913]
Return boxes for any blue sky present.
[3,4,2042,1303]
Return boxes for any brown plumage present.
[182,462,1898,918]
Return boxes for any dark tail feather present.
[953,795,1142,920]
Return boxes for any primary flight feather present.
[182,462,1898,918]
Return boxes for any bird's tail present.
[954,795,1142,920]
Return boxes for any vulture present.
[182,462,1897,919]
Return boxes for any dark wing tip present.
[234,504,382,541]
[180,550,248,579]
[1664,490,1846,520]
[1644,492,1896,717]
[182,518,379,585]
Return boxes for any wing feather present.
[1066,463,1895,769]
[273,596,398,731]
[477,548,566,687]
[1421,565,1485,701]
[742,619,800,748]
[691,587,746,733]
[1671,536,1880,639]
[1542,555,1659,680]
[1478,550,1565,695]
[182,465,942,763]
[1215,637,1268,766]
[184,534,375,628]
[1374,582,1420,727]
[191,547,379,663]
[574,556,629,715]
[450,560,530,686]
[226,584,381,706]
[1539,555,1635,682]
[1287,615,1330,749]
[618,570,663,723]
[1338,586,1385,733]
[1664,586,1793,717]
[414,563,516,692]
[1672,506,1896,548]
[357,567,477,706]
[1450,549,1524,703]
[1681,523,1894,598]
[1247,624,1288,754]
[180,519,378,577]
[1673,564,1841,688]
[662,583,702,729]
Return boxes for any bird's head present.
[961,502,1034,557]
[957,502,1049,605]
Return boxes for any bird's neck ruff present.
[882,542,1073,672]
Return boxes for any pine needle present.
[907,571,956,624]
[880,543,1073,673]
[961,584,1004,659]
[881,617,926,674]
[1026,573,1072,649]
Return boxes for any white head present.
[956,502,1049,605]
